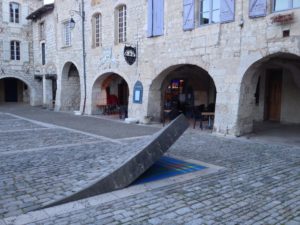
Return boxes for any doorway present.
[4,78,18,102]
[264,69,282,122]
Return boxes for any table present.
[201,112,215,129]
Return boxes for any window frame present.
[10,40,20,61]
[199,0,220,26]
[92,13,102,48]
[62,21,72,47]
[41,42,46,65]
[39,22,45,41]
[9,2,20,24]
[273,0,300,12]
[117,5,127,43]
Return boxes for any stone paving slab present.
[0,128,100,153]
[0,119,44,132]
[0,113,17,120]
[2,131,298,225]
[0,105,160,139]
[0,140,145,218]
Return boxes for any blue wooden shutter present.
[183,0,194,30]
[147,0,153,37]
[153,0,164,36]
[220,0,235,23]
[249,0,267,18]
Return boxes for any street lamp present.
[69,0,87,115]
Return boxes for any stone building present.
[0,0,43,105]
[4,0,300,136]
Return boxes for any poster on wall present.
[133,81,143,104]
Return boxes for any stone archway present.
[148,64,217,123]
[237,52,300,135]
[91,73,129,117]
[0,77,31,104]
[60,62,81,111]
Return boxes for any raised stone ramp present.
[41,114,189,209]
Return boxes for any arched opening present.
[92,73,129,119]
[0,77,30,104]
[148,64,217,127]
[237,53,300,137]
[61,62,81,111]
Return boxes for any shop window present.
[10,40,20,60]
[9,2,20,23]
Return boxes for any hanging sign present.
[124,45,136,65]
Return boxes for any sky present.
[44,0,54,4]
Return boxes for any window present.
[41,43,46,65]
[10,41,20,60]
[62,21,71,46]
[183,0,234,29]
[93,13,102,47]
[117,5,127,43]
[39,22,45,40]
[200,0,220,25]
[273,0,300,11]
[9,2,20,23]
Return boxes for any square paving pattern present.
[0,109,299,225]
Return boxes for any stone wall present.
[30,0,300,135]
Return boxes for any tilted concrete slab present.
[41,114,189,208]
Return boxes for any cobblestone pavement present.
[0,106,299,225]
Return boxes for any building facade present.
[3,0,300,136]
[0,0,43,105]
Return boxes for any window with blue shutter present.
[249,0,267,18]
[147,0,164,37]
[273,0,300,12]
[183,0,195,30]
[199,0,220,25]
[220,0,235,23]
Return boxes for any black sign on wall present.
[124,45,136,65]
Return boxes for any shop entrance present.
[148,64,217,127]
[92,73,129,119]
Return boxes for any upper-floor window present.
[92,13,102,47]
[10,40,20,60]
[41,43,46,65]
[273,0,300,11]
[117,5,127,43]
[200,0,220,25]
[183,0,234,31]
[39,22,45,41]
[9,2,20,23]
[62,21,71,47]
